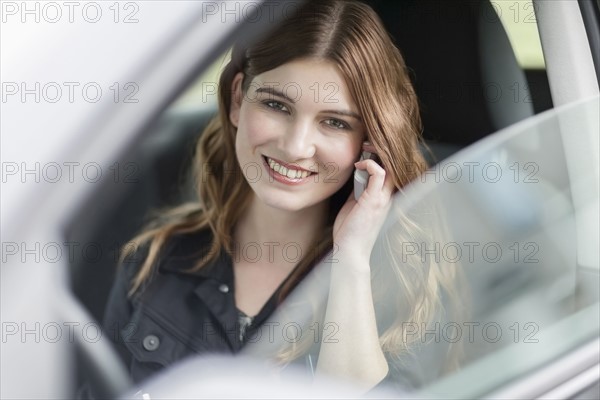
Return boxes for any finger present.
[355,158,396,199]
[355,159,386,192]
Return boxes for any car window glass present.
[170,49,232,111]
[493,0,545,69]
[492,0,552,114]
[241,95,600,396]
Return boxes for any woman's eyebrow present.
[321,109,362,121]
[255,87,296,103]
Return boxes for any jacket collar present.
[157,228,232,283]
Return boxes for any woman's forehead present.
[249,59,358,110]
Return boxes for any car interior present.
[65,0,573,395]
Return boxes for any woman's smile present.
[262,155,317,185]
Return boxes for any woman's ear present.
[229,72,244,128]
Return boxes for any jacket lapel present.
[158,230,241,351]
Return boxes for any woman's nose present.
[279,119,316,161]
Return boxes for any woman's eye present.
[324,118,349,130]
[263,100,289,113]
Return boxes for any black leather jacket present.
[91,229,429,397]
[103,229,293,382]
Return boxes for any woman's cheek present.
[244,111,281,148]
[338,164,355,185]
[327,143,360,179]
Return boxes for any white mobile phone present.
[354,151,378,200]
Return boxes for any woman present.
[103,0,462,395]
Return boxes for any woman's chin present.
[254,192,323,213]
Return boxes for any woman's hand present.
[319,145,393,388]
[333,145,396,264]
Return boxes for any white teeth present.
[266,157,311,179]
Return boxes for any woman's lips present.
[262,156,317,185]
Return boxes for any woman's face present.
[230,58,365,212]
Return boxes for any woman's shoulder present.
[122,228,215,271]
[112,227,218,300]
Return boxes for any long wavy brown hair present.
[122,0,464,373]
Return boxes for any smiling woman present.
[88,0,461,397]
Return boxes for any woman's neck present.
[233,195,328,265]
